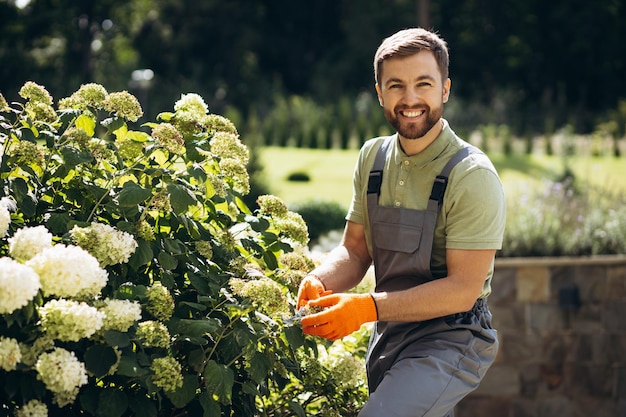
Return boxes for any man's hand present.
[296,275,331,308]
[301,293,377,341]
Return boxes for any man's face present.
[376,51,451,140]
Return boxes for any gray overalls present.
[358,137,499,417]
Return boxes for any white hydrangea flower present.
[35,347,88,394]
[16,399,48,417]
[0,336,22,371]
[0,257,41,314]
[26,245,108,298]
[70,222,138,267]
[39,299,104,342]
[0,204,9,238]
[8,225,54,261]
[100,298,142,332]
[174,93,208,115]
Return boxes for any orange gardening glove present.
[297,275,331,308]
[301,293,378,341]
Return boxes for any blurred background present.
[1,0,625,142]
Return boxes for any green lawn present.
[258,146,626,208]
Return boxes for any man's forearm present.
[309,245,371,293]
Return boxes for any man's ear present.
[443,78,451,103]
[375,83,383,106]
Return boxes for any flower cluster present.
[146,282,175,321]
[230,276,289,316]
[0,257,41,314]
[18,81,56,123]
[136,320,171,348]
[70,222,138,267]
[0,203,11,239]
[58,83,108,111]
[151,122,185,154]
[35,347,88,404]
[150,357,184,392]
[0,92,9,112]
[0,336,21,371]
[15,399,48,417]
[103,91,143,122]
[8,225,53,261]
[27,244,108,298]
[39,299,104,342]
[99,298,142,332]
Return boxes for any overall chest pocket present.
[372,221,422,253]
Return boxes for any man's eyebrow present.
[383,75,436,86]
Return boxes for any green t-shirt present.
[346,119,506,297]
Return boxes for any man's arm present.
[308,220,373,293]
[371,248,496,322]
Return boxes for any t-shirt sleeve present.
[443,164,506,250]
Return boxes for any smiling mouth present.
[399,109,425,118]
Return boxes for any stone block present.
[475,365,520,396]
[603,301,626,332]
[518,266,550,303]
[607,265,626,300]
[513,396,573,417]
[527,303,564,332]
[564,363,613,397]
[573,265,609,303]
[492,266,517,305]
[500,330,542,364]
[457,395,513,417]
[491,303,526,332]
[616,366,626,398]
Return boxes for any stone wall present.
[457,255,626,417]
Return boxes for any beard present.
[384,102,444,139]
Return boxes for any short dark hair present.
[374,28,449,85]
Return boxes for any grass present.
[258,146,626,209]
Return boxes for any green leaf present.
[128,395,158,417]
[156,111,174,122]
[76,113,96,136]
[101,116,125,134]
[19,125,37,143]
[60,145,93,167]
[283,325,305,350]
[203,360,234,405]
[158,251,178,270]
[103,330,130,347]
[127,130,150,142]
[245,215,269,232]
[262,250,278,270]
[165,374,198,408]
[116,356,149,377]
[79,385,99,415]
[288,400,307,417]
[96,388,128,417]
[247,351,271,383]
[174,318,220,337]
[167,183,197,214]
[117,181,153,206]
[85,344,118,377]
[128,239,154,269]
[198,392,221,417]
[187,272,211,294]
[46,213,72,235]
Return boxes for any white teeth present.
[403,110,423,118]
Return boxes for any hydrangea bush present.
[0,82,368,417]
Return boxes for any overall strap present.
[367,136,394,196]
[428,145,481,208]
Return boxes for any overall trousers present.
[358,138,499,417]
